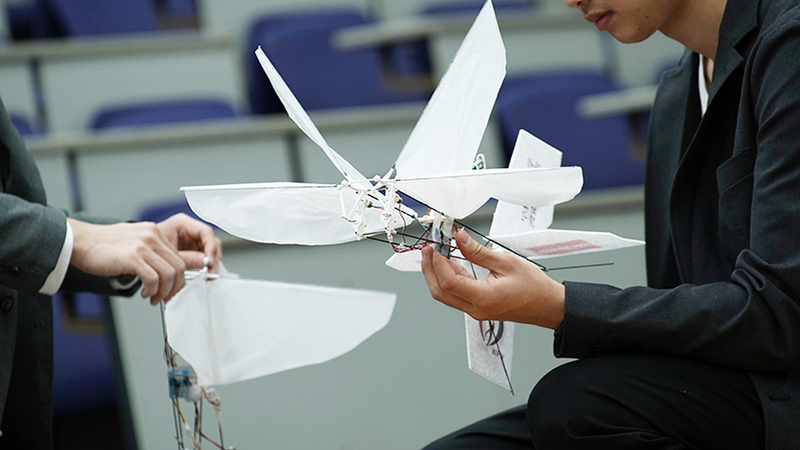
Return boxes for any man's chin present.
[609,30,654,44]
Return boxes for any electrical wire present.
[161,303,185,449]
[161,302,228,450]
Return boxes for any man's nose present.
[563,0,583,9]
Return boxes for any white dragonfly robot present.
[177,0,642,397]
[181,0,583,255]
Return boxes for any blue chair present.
[41,0,157,36]
[89,98,237,130]
[246,8,429,115]
[52,291,116,417]
[384,1,540,85]
[6,0,62,39]
[422,0,537,15]
[9,113,44,136]
[495,70,645,190]
[137,197,213,228]
[160,0,196,17]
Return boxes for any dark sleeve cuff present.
[554,281,621,359]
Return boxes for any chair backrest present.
[161,0,196,16]
[385,1,539,93]
[89,98,237,130]
[421,0,536,15]
[42,0,157,36]
[52,291,116,417]
[245,8,429,115]
[9,113,44,136]
[495,70,644,190]
[137,198,211,228]
[6,0,61,39]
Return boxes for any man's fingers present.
[142,252,175,304]
[131,241,187,304]
[421,246,478,314]
[179,250,206,271]
[455,230,510,272]
[420,246,441,295]
[158,214,220,269]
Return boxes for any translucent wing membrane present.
[165,274,396,386]
[255,47,368,186]
[182,182,406,245]
[394,166,584,219]
[393,0,506,179]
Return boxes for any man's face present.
[562,0,685,43]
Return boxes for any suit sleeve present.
[0,193,70,295]
[555,17,800,372]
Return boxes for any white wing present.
[488,229,644,259]
[394,166,583,219]
[255,47,368,186]
[182,182,407,245]
[165,275,396,386]
[489,130,564,236]
[385,229,644,272]
[393,0,506,178]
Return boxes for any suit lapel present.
[667,0,758,281]
[645,49,698,287]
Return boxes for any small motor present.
[168,367,201,402]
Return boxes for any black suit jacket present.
[0,98,137,446]
[556,0,800,447]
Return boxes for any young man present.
[421,0,800,448]
[0,98,220,448]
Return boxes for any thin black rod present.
[546,262,615,271]
[453,219,548,271]
[373,190,616,273]
[388,190,549,271]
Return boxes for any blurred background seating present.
[245,8,430,115]
[89,98,238,130]
[0,0,684,448]
[495,70,645,189]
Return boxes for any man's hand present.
[421,229,565,330]
[155,213,222,271]
[68,214,220,305]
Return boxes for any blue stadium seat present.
[137,197,213,228]
[245,8,429,115]
[89,98,237,130]
[6,0,62,39]
[7,0,194,39]
[161,0,196,17]
[495,70,645,190]
[41,0,157,36]
[52,291,116,417]
[9,113,44,136]
[422,0,537,15]
[384,1,540,86]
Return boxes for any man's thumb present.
[455,230,497,266]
